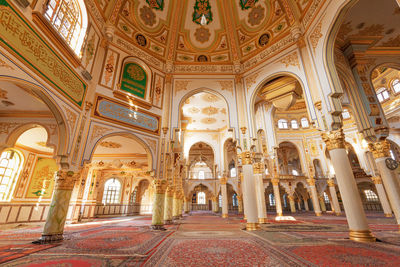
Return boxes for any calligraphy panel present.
[120,63,147,99]
[25,157,58,199]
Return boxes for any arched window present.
[269,193,275,206]
[301,118,309,128]
[376,87,390,102]
[364,189,379,202]
[232,193,238,207]
[323,192,330,203]
[45,0,88,55]
[291,120,299,129]
[278,119,288,129]
[292,169,299,176]
[198,170,205,179]
[230,167,236,178]
[102,178,121,204]
[392,79,400,94]
[342,109,351,119]
[283,193,287,207]
[0,149,23,202]
[197,192,206,204]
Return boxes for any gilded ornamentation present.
[218,81,234,95]
[368,140,391,159]
[64,107,78,130]
[99,141,122,148]
[271,178,280,186]
[193,0,213,25]
[201,93,219,102]
[140,6,156,26]
[175,80,191,96]
[200,117,217,124]
[104,52,116,85]
[0,122,19,134]
[166,186,175,197]
[382,35,400,47]
[0,58,13,70]
[240,127,247,134]
[321,128,346,151]
[201,106,219,115]
[220,177,227,185]
[0,89,8,99]
[144,137,157,153]
[239,0,259,10]
[248,5,265,26]
[253,162,264,174]
[146,0,164,10]
[55,170,80,191]
[245,72,259,92]
[188,107,200,114]
[90,125,112,141]
[327,179,335,187]
[310,21,323,52]
[371,176,382,185]
[240,151,253,165]
[306,178,316,186]
[153,179,168,194]
[279,51,300,68]
[194,27,211,43]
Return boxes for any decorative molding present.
[245,72,259,92]
[218,81,234,95]
[310,20,323,52]
[279,51,300,68]
[90,125,113,141]
[174,80,191,96]
[0,57,14,70]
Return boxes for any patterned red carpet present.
[1,212,399,266]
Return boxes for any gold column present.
[369,141,400,226]
[307,178,322,216]
[151,180,168,230]
[220,177,229,218]
[371,176,392,217]
[172,190,181,220]
[39,170,79,243]
[240,152,260,230]
[272,178,283,216]
[164,186,174,224]
[319,196,327,212]
[211,196,219,213]
[254,162,267,223]
[327,179,341,215]
[237,194,243,214]
[184,197,190,214]
[322,129,375,242]
[288,195,296,213]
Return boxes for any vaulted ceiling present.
[97,0,318,65]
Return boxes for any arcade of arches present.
[1,0,400,265]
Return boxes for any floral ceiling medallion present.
[248,5,265,26]
[193,0,213,26]
[201,117,217,124]
[195,27,211,43]
[240,0,259,10]
[146,0,164,11]
[140,6,156,26]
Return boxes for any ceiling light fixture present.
[200,14,207,26]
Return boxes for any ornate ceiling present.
[181,92,228,131]
[98,0,320,65]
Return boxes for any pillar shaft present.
[288,196,296,213]
[41,170,78,242]
[237,195,243,214]
[372,177,393,217]
[304,199,310,211]
[369,141,400,225]
[172,191,180,220]
[212,197,219,213]
[164,187,174,224]
[254,163,267,223]
[328,180,341,215]
[308,179,322,216]
[151,180,167,229]
[221,178,228,218]
[272,179,283,216]
[322,129,375,242]
[241,152,259,230]
[319,196,327,212]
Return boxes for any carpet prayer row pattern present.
[1,212,399,266]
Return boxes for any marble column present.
[241,152,259,230]
[172,190,180,220]
[369,141,400,227]
[151,180,167,230]
[272,178,283,216]
[328,179,341,215]
[184,197,190,214]
[288,195,296,213]
[304,198,310,211]
[307,178,322,216]
[371,176,393,217]
[322,129,375,242]
[254,162,267,223]
[164,186,174,224]
[297,201,301,211]
[220,177,229,218]
[39,170,79,242]
[179,191,184,218]
[237,194,244,214]
[319,196,327,212]
[212,196,219,213]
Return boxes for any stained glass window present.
[102,178,121,204]
[197,192,206,204]
[0,150,23,202]
[364,190,379,202]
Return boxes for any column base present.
[349,230,376,242]
[151,225,166,231]
[33,234,63,244]
[258,217,268,224]
[172,216,180,220]
[315,212,322,217]
[222,213,228,218]
[384,213,392,217]
[335,212,342,216]
[246,222,260,231]
[244,215,247,220]
[164,220,173,224]
[184,211,189,214]
[277,212,283,216]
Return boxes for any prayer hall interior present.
[1,0,400,266]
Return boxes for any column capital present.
[166,186,175,197]
[288,195,295,201]
[220,177,228,185]
[253,162,264,174]
[55,170,79,190]
[271,178,280,186]
[240,151,254,165]
[368,140,390,159]
[240,127,247,134]
[321,128,345,151]
[371,176,383,184]
[236,195,242,201]
[327,179,335,187]
[153,179,168,194]
[211,196,217,202]
[306,178,316,186]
